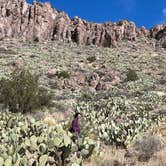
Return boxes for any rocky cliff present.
[0,0,166,47]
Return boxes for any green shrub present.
[87,56,96,63]
[79,92,94,102]
[159,77,166,85]
[0,69,52,113]
[125,69,138,82]
[56,71,70,79]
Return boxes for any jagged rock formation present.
[0,0,166,47]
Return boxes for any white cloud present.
[163,8,166,17]
[158,8,166,25]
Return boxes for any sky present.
[27,0,166,29]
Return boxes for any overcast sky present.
[27,0,166,29]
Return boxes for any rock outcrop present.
[0,0,166,48]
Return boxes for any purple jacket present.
[71,118,80,134]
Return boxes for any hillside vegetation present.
[0,38,165,165]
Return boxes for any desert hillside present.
[0,37,165,165]
[0,0,165,166]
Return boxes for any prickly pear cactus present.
[76,96,166,147]
[0,112,97,165]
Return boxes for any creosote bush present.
[87,56,96,63]
[0,69,52,113]
[125,68,138,82]
[56,71,70,79]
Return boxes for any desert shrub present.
[79,92,95,102]
[148,149,166,166]
[85,147,124,166]
[87,56,96,63]
[94,160,122,166]
[125,69,138,82]
[56,71,70,79]
[53,101,68,112]
[133,133,165,162]
[159,77,166,85]
[0,69,52,113]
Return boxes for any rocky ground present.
[0,37,166,112]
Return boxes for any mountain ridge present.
[0,0,166,48]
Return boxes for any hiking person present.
[70,112,81,138]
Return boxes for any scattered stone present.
[0,47,16,54]
[47,68,57,78]
[96,81,110,91]
[12,59,24,69]
[88,73,100,88]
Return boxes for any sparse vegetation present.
[87,56,96,63]
[133,133,165,162]
[0,39,165,165]
[56,70,70,79]
[125,68,138,82]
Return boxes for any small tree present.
[0,69,52,113]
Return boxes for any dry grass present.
[84,146,125,166]
[84,131,166,166]
[147,148,166,166]
[151,123,166,144]
[84,148,166,166]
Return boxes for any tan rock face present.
[0,0,166,48]
[151,25,166,48]
[0,0,57,41]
